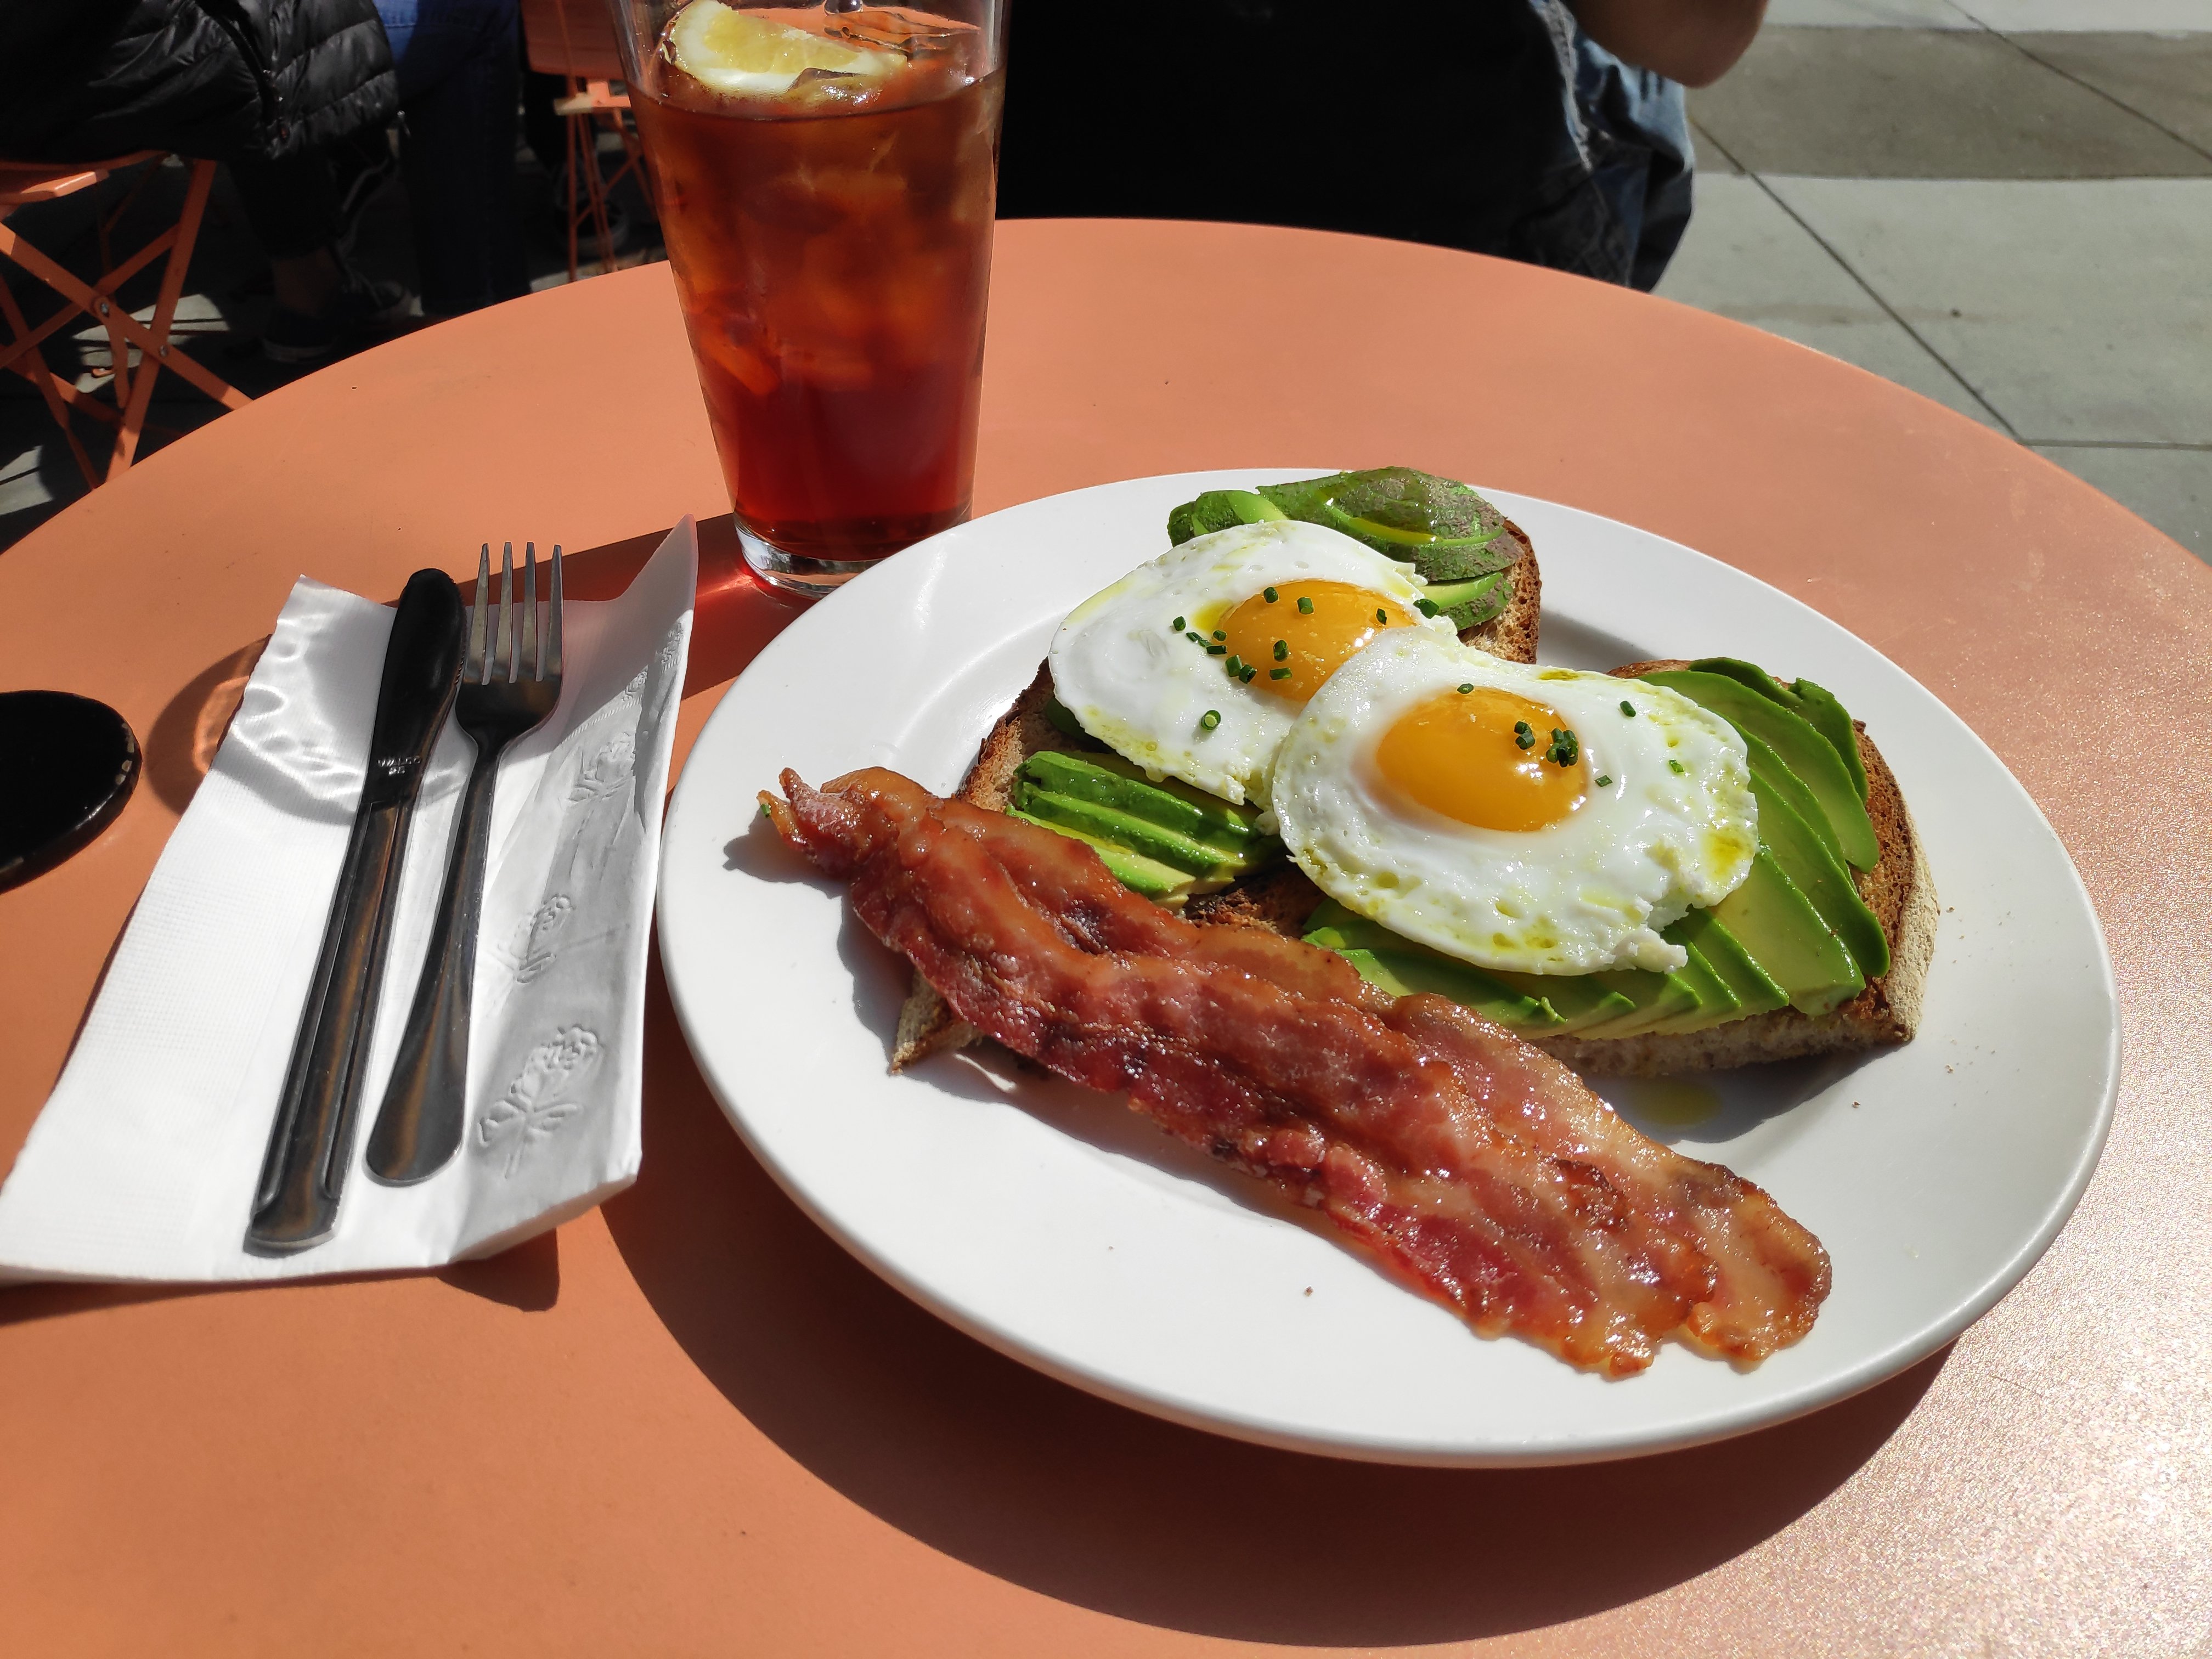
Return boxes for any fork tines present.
[471,540,565,686]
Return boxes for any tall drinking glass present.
[606,0,1007,597]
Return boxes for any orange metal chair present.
[0,154,250,487]
[521,0,651,284]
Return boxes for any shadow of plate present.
[607,957,1944,1647]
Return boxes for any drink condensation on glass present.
[611,0,1006,595]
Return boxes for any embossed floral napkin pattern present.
[0,522,697,1282]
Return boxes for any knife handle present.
[246,800,410,1255]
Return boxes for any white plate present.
[657,470,2120,1466]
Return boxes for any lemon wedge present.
[668,1,898,95]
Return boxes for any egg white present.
[1272,631,1759,974]
[1048,521,1460,806]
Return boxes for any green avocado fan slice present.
[1165,467,1523,588]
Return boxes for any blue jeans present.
[377,0,527,314]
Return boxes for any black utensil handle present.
[366,736,504,1184]
[247,802,408,1254]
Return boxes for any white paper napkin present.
[0,520,698,1282]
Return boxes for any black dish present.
[0,690,140,893]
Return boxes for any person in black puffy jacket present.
[3,0,526,360]
[0,0,398,167]
[1,0,410,359]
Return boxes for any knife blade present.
[246,569,465,1255]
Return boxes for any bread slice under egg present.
[888,537,1934,1079]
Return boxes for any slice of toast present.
[894,617,1933,1077]
[893,524,1542,1067]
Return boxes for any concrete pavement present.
[1658,0,2210,557]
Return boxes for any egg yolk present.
[1217,582,1417,703]
[1374,686,1588,832]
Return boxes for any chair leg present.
[108,159,224,478]
[565,110,584,285]
[584,115,618,275]
[0,280,100,489]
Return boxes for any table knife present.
[246,569,465,1255]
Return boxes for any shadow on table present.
[138,514,795,821]
[607,962,1947,1648]
[0,1220,562,1325]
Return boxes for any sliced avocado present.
[1688,657,1805,712]
[1707,849,1863,1016]
[1040,693,1093,742]
[1487,970,1639,1034]
[1741,728,1846,866]
[1333,948,1564,1031]
[1020,751,1269,851]
[1745,771,1890,979]
[1006,809,1195,901]
[1788,676,1870,803]
[1578,968,1703,1039]
[1165,469,1526,584]
[1299,901,1563,1030]
[1644,669,1880,870]
[1013,786,1245,879]
[1418,569,1511,631]
[1300,897,1382,952]
[1683,657,1871,807]
[1646,943,1743,1035]
[1664,910,1788,1019]
[1165,488,1289,545]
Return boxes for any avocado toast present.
[893,471,1933,1077]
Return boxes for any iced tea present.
[625,3,1004,590]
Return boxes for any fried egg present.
[1272,631,1758,973]
[1048,521,1460,806]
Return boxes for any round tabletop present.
[3,219,2207,1656]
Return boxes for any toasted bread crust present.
[1465,518,1541,665]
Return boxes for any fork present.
[366,540,563,1185]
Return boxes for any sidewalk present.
[1657,0,2210,558]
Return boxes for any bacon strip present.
[763,768,1830,1375]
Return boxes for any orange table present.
[3,221,2207,1656]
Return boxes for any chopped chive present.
[1263,586,1279,603]
[1200,709,1221,730]
[1273,639,1288,661]
[758,800,770,819]
[1269,667,1292,680]
[1297,595,1314,614]
[1171,616,1186,631]
[1374,608,1389,624]
[1186,631,1201,644]
[1514,721,1536,750]
[1668,758,1685,774]
[1240,666,1257,683]
[1414,597,1441,618]
[1619,700,1635,717]
[1212,629,1227,641]
[1457,682,1474,694]
[1545,728,1580,766]
[1595,774,1613,788]
[1205,644,1226,656]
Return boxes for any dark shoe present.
[263,271,418,364]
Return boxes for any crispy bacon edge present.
[761,768,1830,1376]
